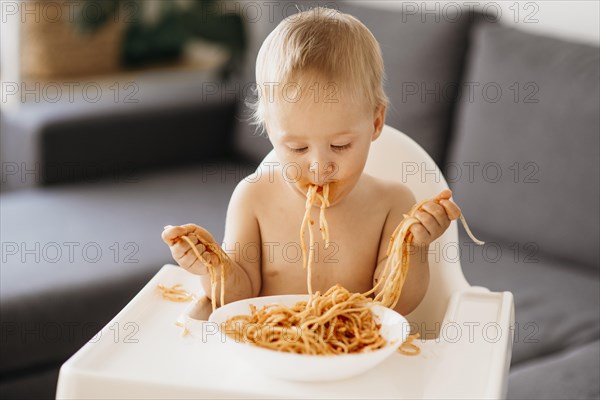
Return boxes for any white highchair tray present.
[56,265,514,399]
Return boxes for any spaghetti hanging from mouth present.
[299,183,331,299]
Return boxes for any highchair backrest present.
[364,124,470,332]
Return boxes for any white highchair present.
[365,125,515,398]
[56,125,514,399]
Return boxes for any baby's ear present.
[371,104,386,141]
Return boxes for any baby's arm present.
[161,178,261,304]
[373,185,429,315]
[373,187,462,315]
[209,177,262,303]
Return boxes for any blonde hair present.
[246,6,389,136]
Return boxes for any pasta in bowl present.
[209,292,410,382]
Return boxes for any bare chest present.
[257,199,388,296]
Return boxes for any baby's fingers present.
[201,251,220,267]
[420,202,450,230]
[439,199,461,220]
[409,224,432,247]
[187,224,217,246]
[414,210,440,235]
[435,189,452,201]
[171,235,203,260]
[178,247,209,275]
[162,224,195,246]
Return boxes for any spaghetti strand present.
[180,234,228,312]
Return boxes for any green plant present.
[73,0,247,80]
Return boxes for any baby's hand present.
[409,190,461,247]
[161,223,221,275]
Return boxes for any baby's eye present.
[331,143,352,151]
[288,146,308,154]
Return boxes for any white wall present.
[494,1,599,45]
[362,1,599,46]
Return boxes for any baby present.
[162,7,461,316]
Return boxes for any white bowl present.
[208,294,410,382]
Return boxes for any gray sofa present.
[1,2,598,399]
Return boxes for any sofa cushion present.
[1,77,238,191]
[0,163,251,374]
[337,2,483,164]
[459,231,600,366]
[508,340,600,400]
[448,21,600,270]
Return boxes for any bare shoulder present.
[224,165,272,253]
[229,166,271,212]
[366,174,418,263]
[362,174,416,214]
[228,155,283,215]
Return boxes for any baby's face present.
[265,89,384,206]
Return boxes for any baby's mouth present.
[290,179,342,207]
[303,183,325,194]
[305,182,337,206]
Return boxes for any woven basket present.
[20,1,124,79]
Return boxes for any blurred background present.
[1,1,598,399]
